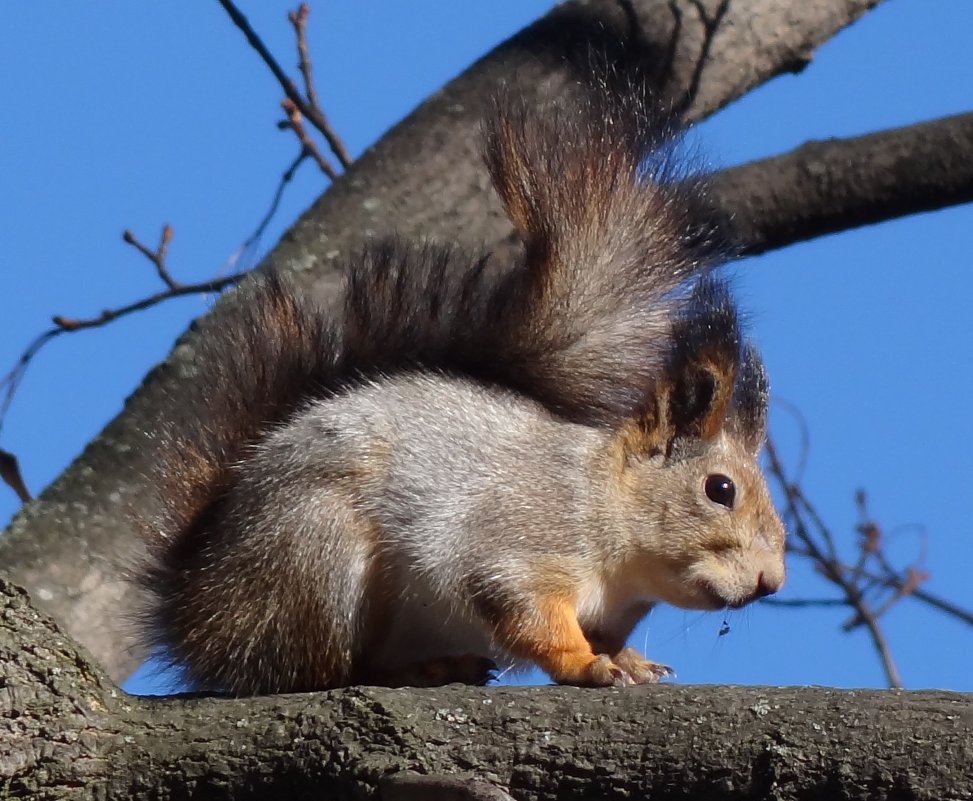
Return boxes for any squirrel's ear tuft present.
[727,342,770,454]
[483,94,538,242]
[660,276,742,446]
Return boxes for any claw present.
[613,647,674,684]
[611,667,635,687]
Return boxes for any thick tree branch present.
[619,0,889,119]
[0,0,911,681]
[2,579,970,801]
[713,110,973,256]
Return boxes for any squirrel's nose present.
[754,571,781,599]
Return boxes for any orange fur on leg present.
[488,595,629,687]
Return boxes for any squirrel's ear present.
[660,277,741,445]
[615,278,742,461]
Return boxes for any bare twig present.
[0,226,247,452]
[770,397,811,483]
[763,597,847,608]
[765,436,903,688]
[2,2,356,483]
[239,150,310,262]
[888,577,973,626]
[856,605,903,689]
[289,4,320,109]
[763,424,973,685]
[850,566,929,628]
[0,448,31,503]
[0,329,61,436]
[214,0,305,115]
[281,98,338,179]
[287,3,352,167]
[767,432,836,561]
[775,554,973,627]
[123,225,179,289]
[216,0,352,169]
[836,491,931,630]
[51,274,244,333]
[789,480,839,564]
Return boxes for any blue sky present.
[1,2,970,693]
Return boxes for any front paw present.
[611,647,673,684]
[580,654,634,687]
[574,651,671,687]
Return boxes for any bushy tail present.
[142,272,341,553]
[481,68,730,424]
[345,68,733,427]
[141,67,733,558]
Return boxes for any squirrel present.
[136,69,786,696]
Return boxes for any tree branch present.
[0,449,30,503]
[287,2,352,168]
[280,97,338,179]
[49,275,244,333]
[759,432,973,688]
[714,111,973,257]
[216,0,351,169]
[2,578,970,801]
[0,227,246,451]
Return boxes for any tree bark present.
[2,579,970,801]
[6,0,954,685]
[713,110,973,256]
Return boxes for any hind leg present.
[358,654,497,688]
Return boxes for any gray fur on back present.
[223,372,608,679]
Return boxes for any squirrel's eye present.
[704,474,735,509]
